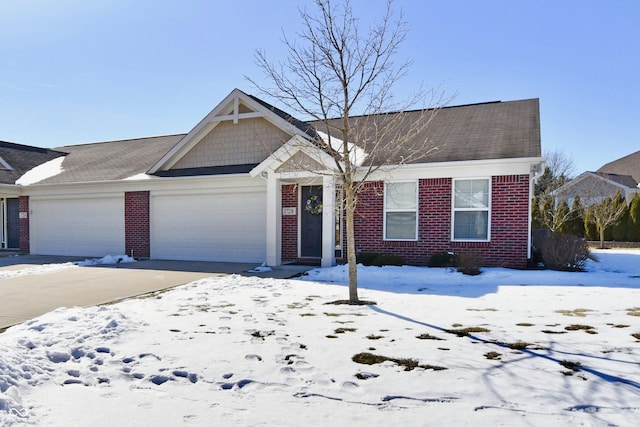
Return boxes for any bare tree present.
[249,0,447,303]
[533,194,578,233]
[585,191,628,249]
[535,149,575,196]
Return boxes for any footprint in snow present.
[150,375,173,385]
[47,351,71,363]
[245,354,263,362]
[173,370,198,383]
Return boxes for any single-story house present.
[6,89,543,268]
[554,150,640,206]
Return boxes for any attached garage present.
[29,195,125,257]
[150,182,267,262]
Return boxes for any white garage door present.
[30,196,125,256]
[151,188,266,262]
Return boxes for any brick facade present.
[281,184,298,262]
[18,196,30,254]
[281,175,531,268]
[124,191,150,258]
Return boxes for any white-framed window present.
[452,178,490,241]
[384,181,418,240]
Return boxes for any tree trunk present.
[599,224,605,249]
[345,181,359,303]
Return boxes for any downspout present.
[528,160,546,261]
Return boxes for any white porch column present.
[321,174,336,267]
[265,172,282,266]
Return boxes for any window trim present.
[383,180,419,241]
[451,177,491,242]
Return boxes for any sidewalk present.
[0,256,313,330]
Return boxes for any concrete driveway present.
[0,255,312,330]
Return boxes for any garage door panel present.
[30,197,125,257]
[151,190,266,262]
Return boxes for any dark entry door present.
[6,198,19,249]
[300,186,322,258]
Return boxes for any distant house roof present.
[594,172,638,189]
[597,150,640,185]
[0,140,67,185]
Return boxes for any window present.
[453,179,490,241]
[384,181,418,240]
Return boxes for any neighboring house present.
[11,89,543,268]
[554,150,640,206]
[0,141,66,250]
[597,150,640,185]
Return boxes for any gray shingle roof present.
[597,150,640,185]
[309,98,541,164]
[37,134,184,185]
[24,97,540,185]
[0,141,67,185]
[594,172,638,189]
[247,93,319,140]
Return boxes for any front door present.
[300,186,322,258]
[6,198,19,249]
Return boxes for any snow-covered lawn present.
[1,250,639,426]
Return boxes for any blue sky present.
[1,0,638,174]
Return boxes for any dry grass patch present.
[287,302,308,309]
[627,308,640,317]
[560,360,582,375]
[334,327,357,334]
[366,335,385,340]
[484,351,502,360]
[632,333,640,341]
[565,324,597,334]
[556,308,593,317]
[352,352,446,371]
[416,333,445,341]
[516,323,535,327]
[445,326,490,337]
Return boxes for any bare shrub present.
[535,232,593,271]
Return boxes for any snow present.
[0,255,135,280]
[247,263,273,273]
[123,173,151,181]
[15,157,65,185]
[1,249,639,426]
[76,254,136,267]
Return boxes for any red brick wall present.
[19,196,30,254]
[352,175,530,268]
[280,175,530,268]
[125,191,150,258]
[281,184,298,262]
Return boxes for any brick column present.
[125,191,150,258]
[18,196,30,254]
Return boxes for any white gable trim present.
[0,155,13,171]
[250,135,339,177]
[148,89,314,174]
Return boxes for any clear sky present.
[1,0,638,174]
